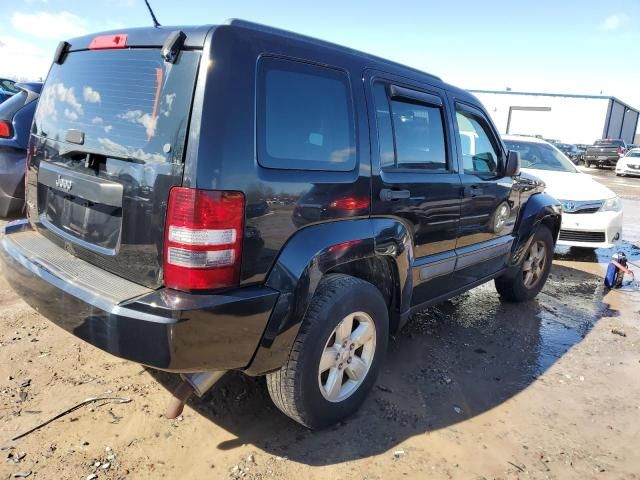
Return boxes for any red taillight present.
[89,33,128,50]
[0,120,12,138]
[164,187,245,291]
[328,196,370,210]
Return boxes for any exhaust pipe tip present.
[164,371,227,419]
[165,380,194,419]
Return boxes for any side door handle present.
[465,184,483,198]
[379,188,411,201]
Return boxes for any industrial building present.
[470,90,640,145]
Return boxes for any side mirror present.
[504,150,521,177]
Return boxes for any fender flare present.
[244,217,413,375]
[510,192,562,267]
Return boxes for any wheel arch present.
[510,192,562,267]
[244,217,412,375]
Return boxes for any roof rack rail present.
[226,18,442,83]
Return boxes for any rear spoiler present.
[60,25,213,52]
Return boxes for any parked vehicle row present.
[0,82,43,217]
[0,20,562,429]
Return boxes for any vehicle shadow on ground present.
[149,263,616,465]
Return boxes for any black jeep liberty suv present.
[0,20,561,429]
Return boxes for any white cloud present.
[599,14,628,31]
[11,11,88,40]
[91,116,104,125]
[83,86,101,103]
[0,35,49,81]
[117,109,157,138]
[64,108,78,121]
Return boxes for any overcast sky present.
[1,0,638,131]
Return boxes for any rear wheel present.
[266,274,388,429]
[495,224,553,302]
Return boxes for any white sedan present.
[503,135,623,249]
[616,148,640,177]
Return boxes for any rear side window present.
[34,49,201,164]
[257,57,356,171]
[372,83,448,171]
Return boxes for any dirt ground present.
[1,169,640,480]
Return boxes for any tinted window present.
[372,83,395,168]
[504,140,577,173]
[0,79,20,94]
[390,100,447,170]
[0,90,28,120]
[34,49,201,164]
[257,58,356,171]
[456,110,499,174]
[595,139,624,147]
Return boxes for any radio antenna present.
[143,0,161,28]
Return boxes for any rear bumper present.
[583,155,619,166]
[0,220,279,372]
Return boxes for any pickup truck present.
[583,139,627,168]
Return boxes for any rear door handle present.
[379,188,411,201]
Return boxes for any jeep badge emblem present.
[55,175,73,192]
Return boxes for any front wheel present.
[495,224,554,302]
[266,274,389,429]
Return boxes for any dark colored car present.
[555,143,581,163]
[0,82,42,216]
[583,139,627,168]
[0,78,22,103]
[0,20,561,429]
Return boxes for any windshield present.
[504,140,578,173]
[34,49,201,164]
[627,150,640,158]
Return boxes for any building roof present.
[470,89,638,113]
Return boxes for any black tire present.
[495,224,554,302]
[266,274,389,429]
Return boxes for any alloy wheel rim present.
[318,311,377,403]
[522,240,547,288]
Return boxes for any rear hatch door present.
[27,36,202,288]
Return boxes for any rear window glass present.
[34,49,201,164]
[257,57,356,171]
[0,90,28,120]
[594,139,624,147]
[0,79,20,94]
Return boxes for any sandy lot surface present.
[1,170,640,479]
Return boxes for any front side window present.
[455,110,500,174]
[257,57,356,171]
